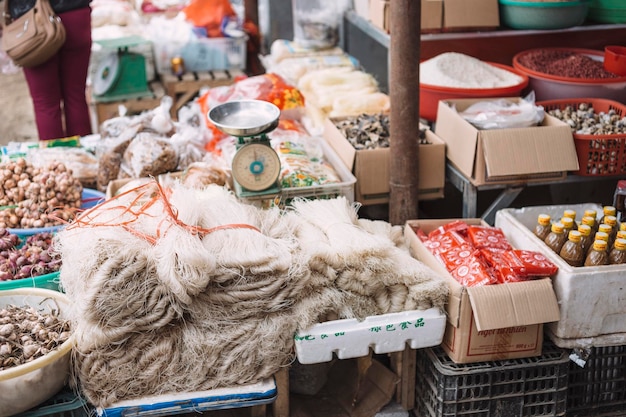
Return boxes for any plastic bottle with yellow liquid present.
[577,224,593,255]
[609,238,626,265]
[584,239,609,267]
[545,222,567,254]
[560,230,585,267]
[534,214,552,241]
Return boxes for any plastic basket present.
[567,345,626,417]
[538,98,626,176]
[414,342,569,417]
[15,386,91,417]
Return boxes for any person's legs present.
[58,7,93,137]
[22,54,64,140]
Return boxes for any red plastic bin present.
[538,98,626,176]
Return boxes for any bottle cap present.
[599,224,612,234]
[593,240,608,251]
[614,238,626,251]
[603,206,617,216]
[551,222,564,233]
[604,215,618,226]
[560,217,574,229]
[538,214,551,225]
[563,209,576,220]
[568,230,582,242]
[621,223,626,232]
[583,209,597,219]
[617,230,626,240]
[577,224,591,236]
[595,231,609,242]
[581,216,596,227]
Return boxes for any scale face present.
[232,142,281,191]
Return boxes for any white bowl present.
[0,288,75,417]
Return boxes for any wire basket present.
[414,342,569,417]
[538,98,626,177]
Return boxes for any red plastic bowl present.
[419,62,529,122]
[604,45,626,76]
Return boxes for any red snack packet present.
[467,225,512,250]
[428,220,470,241]
[445,249,498,287]
[424,230,469,257]
[480,248,525,284]
[508,250,559,277]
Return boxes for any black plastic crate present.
[567,345,626,417]
[15,386,92,417]
[414,342,569,417]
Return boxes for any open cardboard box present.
[324,118,445,206]
[404,218,561,364]
[434,98,579,187]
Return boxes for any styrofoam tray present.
[294,307,446,364]
[96,378,276,417]
[495,203,626,348]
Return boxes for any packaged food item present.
[599,205,617,225]
[563,209,577,223]
[506,250,559,277]
[602,215,618,248]
[577,224,593,255]
[559,230,585,267]
[584,239,609,267]
[560,216,575,236]
[467,225,512,250]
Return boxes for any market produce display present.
[0,230,61,281]
[0,159,83,229]
[54,181,448,407]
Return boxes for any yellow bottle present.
[581,215,597,237]
[560,217,575,235]
[578,224,593,254]
[563,209,577,223]
[600,206,617,225]
[603,215,618,248]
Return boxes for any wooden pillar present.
[388,0,421,225]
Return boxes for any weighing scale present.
[93,36,153,103]
[208,100,282,199]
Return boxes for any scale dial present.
[231,142,281,191]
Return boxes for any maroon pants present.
[23,7,92,140]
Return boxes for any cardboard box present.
[369,0,443,33]
[404,219,561,363]
[353,0,370,21]
[369,0,389,32]
[324,118,445,206]
[443,0,499,30]
[496,203,626,348]
[434,98,579,187]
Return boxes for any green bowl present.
[499,0,591,30]
[0,271,61,291]
[588,6,626,23]
[591,0,626,8]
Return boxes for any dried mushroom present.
[334,113,430,150]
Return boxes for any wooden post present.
[388,0,421,225]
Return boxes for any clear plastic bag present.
[458,92,545,130]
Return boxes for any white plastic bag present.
[458,92,545,130]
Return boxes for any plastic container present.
[495,203,626,347]
[7,188,106,238]
[15,386,91,417]
[0,271,60,292]
[294,307,446,364]
[419,62,529,122]
[0,288,75,417]
[414,342,569,417]
[513,48,626,103]
[604,45,626,77]
[567,345,626,416]
[499,0,590,30]
[537,98,626,177]
[291,0,348,50]
[588,5,626,23]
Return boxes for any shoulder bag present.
[1,0,66,68]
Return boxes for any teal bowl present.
[499,0,591,30]
[0,271,61,291]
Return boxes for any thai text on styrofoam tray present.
[294,307,446,364]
